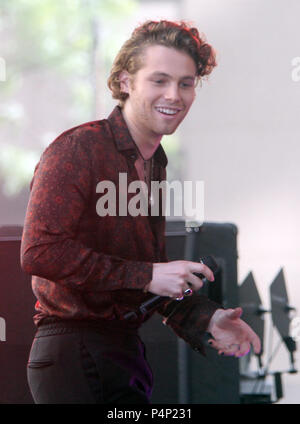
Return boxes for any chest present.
[134,156,152,187]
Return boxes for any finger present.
[217,348,236,357]
[208,339,229,353]
[220,350,234,357]
[207,339,224,350]
[209,340,241,356]
[251,332,261,355]
[234,342,250,358]
[243,323,261,355]
[183,287,193,297]
[208,338,238,353]
[222,344,241,356]
[175,284,194,300]
[207,338,219,350]
[227,307,243,320]
[186,272,204,290]
[188,261,215,282]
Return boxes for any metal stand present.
[177,223,199,404]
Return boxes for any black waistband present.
[36,317,140,337]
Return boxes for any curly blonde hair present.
[107,20,217,106]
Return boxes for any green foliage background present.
[0,0,182,200]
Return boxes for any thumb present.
[228,307,243,320]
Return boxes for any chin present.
[163,124,181,135]
[163,129,177,135]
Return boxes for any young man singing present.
[21,20,260,404]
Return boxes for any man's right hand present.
[147,261,215,299]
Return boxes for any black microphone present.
[124,255,219,320]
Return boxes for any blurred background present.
[0,0,299,403]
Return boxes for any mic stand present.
[283,336,297,374]
[178,224,200,405]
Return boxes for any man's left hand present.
[207,307,261,358]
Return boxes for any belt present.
[35,318,139,337]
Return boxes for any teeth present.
[156,107,179,115]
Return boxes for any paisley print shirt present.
[21,106,168,327]
[21,106,219,349]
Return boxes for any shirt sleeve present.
[20,131,153,292]
[156,294,221,355]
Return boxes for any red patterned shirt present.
[21,106,220,352]
[21,106,168,327]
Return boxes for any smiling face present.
[120,45,197,142]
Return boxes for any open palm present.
[207,307,261,358]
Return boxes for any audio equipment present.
[140,221,240,404]
[0,226,35,403]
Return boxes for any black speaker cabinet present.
[140,221,240,404]
[0,226,35,404]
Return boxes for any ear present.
[119,71,131,94]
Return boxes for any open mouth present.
[155,106,182,117]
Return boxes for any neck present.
[121,103,162,160]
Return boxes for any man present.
[21,20,260,404]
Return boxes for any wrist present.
[207,308,223,333]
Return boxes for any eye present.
[180,81,194,88]
[153,79,166,85]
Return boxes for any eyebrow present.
[149,72,196,81]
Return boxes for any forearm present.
[21,231,153,292]
[156,294,221,354]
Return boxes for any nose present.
[164,83,181,103]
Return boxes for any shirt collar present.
[107,106,168,168]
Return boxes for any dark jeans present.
[27,323,153,404]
